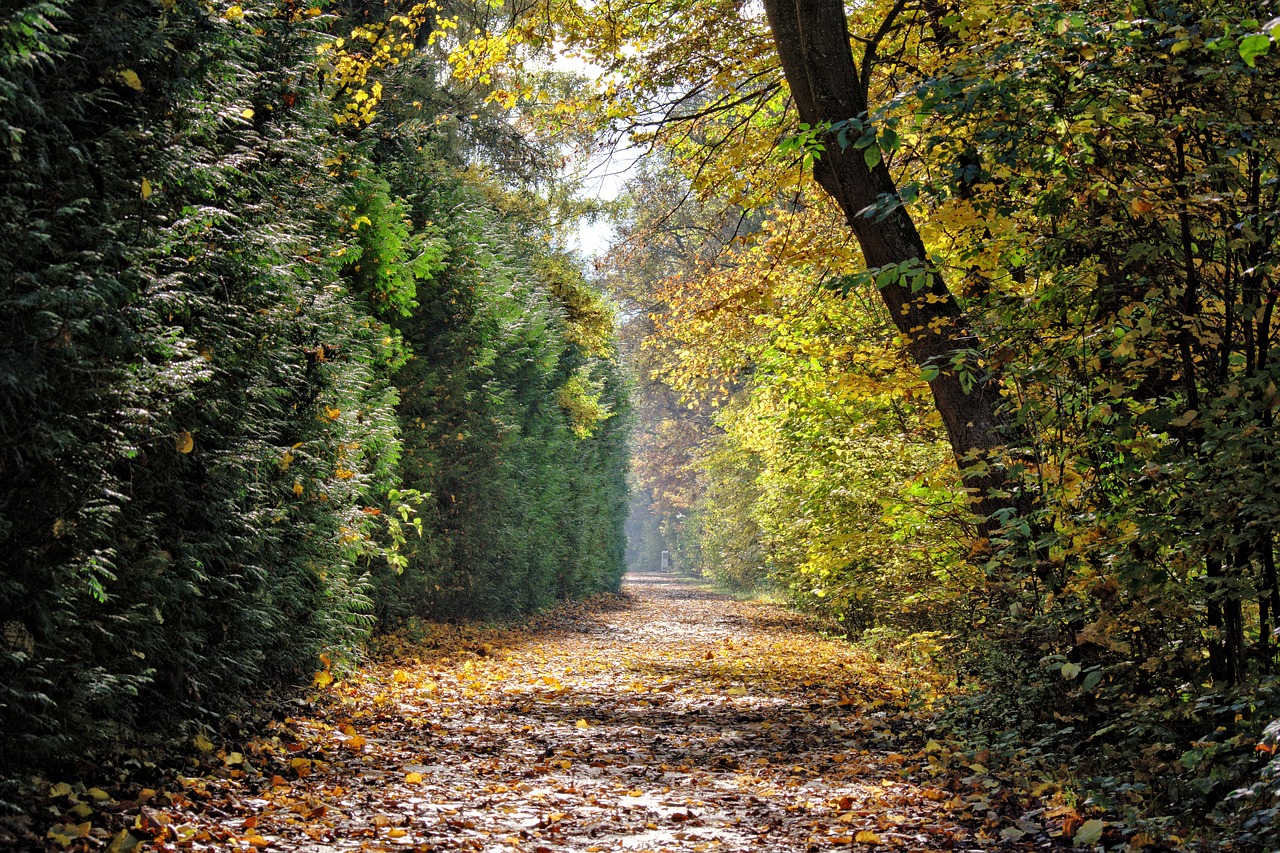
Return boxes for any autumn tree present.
[757,0,1028,524]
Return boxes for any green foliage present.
[901,0,1280,835]
[375,163,630,620]
[0,0,629,781]
[0,0,398,765]
[314,11,631,623]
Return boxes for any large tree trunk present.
[763,0,1019,524]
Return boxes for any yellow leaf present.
[176,431,194,454]
[223,4,244,20]
[726,686,747,696]
[324,406,341,420]
[346,734,367,749]
[86,787,110,801]
[405,771,423,784]
[387,828,407,838]
[193,732,215,752]
[313,670,333,688]
[46,822,91,846]
[49,782,74,797]
[1130,198,1155,214]
[225,751,243,766]
[393,669,409,683]
[117,70,142,91]
[46,828,73,847]
[280,450,294,470]
[106,828,142,853]
[1130,832,1156,850]
[293,481,304,496]
[574,719,590,728]
[241,108,254,119]
[855,830,881,844]
[140,178,152,199]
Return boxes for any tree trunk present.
[762,0,1019,524]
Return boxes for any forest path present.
[76,572,1065,852]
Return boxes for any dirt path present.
[33,572,1065,851]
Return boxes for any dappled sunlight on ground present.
[29,572,1070,851]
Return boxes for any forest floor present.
[16,572,1086,852]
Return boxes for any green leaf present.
[919,365,940,382]
[1074,819,1104,846]
[1080,669,1103,691]
[1239,33,1270,66]
[863,144,881,168]
[1061,662,1081,680]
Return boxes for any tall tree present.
[761,0,1017,520]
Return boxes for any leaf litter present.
[11,572,1082,852]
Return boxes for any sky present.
[574,144,642,259]
[543,53,644,261]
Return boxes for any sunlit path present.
[40,571,1072,852]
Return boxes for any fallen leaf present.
[1075,819,1104,846]
[106,828,143,853]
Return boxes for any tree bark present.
[762,0,1019,523]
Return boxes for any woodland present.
[2,0,1280,849]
